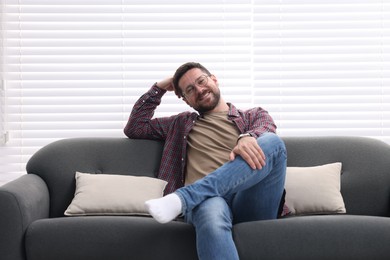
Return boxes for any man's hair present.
[173,62,212,98]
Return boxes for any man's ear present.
[210,74,218,84]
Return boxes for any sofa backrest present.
[26,138,164,218]
[283,136,390,217]
[26,136,390,218]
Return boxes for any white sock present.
[145,193,182,224]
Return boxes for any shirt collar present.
[227,103,240,118]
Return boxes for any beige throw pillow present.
[285,162,346,215]
[65,172,167,216]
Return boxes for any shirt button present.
[184,136,186,139]
[155,91,158,94]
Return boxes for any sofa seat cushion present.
[233,215,390,260]
[25,216,197,260]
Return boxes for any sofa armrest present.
[0,174,50,260]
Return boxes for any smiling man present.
[124,62,287,260]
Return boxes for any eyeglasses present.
[182,75,209,98]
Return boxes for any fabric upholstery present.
[0,174,49,260]
[283,136,390,216]
[285,162,346,215]
[1,136,389,260]
[234,215,390,260]
[25,216,197,260]
[65,172,167,216]
[26,138,164,218]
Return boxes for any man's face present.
[178,68,221,113]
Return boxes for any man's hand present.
[229,136,266,170]
[156,77,174,92]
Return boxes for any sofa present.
[1,136,389,260]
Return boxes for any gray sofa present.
[1,136,389,260]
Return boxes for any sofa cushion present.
[285,162,346,215]
[233,215,390,260]
[25,216,197,260]
[65,172,167,216]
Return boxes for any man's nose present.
[193,84,206,94]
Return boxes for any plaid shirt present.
[124,84,277,194]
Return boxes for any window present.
[1,0,389,185]
[253,1,389,138]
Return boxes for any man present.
[124,62,287,260]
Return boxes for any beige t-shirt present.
[185,111,240,185]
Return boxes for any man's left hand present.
[229,136,266,170]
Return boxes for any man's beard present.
[193,89,221,114]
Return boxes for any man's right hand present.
[229,136,266,170]
[156,77,174,92]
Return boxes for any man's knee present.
[257,133,286,155]
[191,197,232,226]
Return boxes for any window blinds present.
[253,1,389,139]
[1,0,389,185]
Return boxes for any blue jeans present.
[175,133,287,260]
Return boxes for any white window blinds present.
[1,0,389,186]
[253,1,390,139]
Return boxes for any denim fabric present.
[176,133,287,260]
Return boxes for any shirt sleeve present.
[123,83,174,140]
[245,107,277,138]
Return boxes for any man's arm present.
[244,107,277,138]
[229,107,277,170]
[123,78,175,140]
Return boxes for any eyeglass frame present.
[181,74,210,98]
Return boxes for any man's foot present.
[145,193,182,224]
